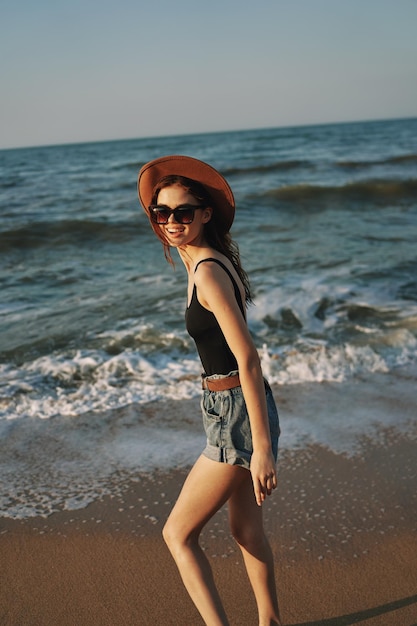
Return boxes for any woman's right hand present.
[250,448,277,506]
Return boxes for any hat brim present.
[138,155,235,231]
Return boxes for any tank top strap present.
[194,258,245,315]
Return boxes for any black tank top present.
[185,258,245,375]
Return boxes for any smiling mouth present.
[166,227,184,234]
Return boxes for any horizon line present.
[1,115,416,153]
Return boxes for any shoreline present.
[2,366,417,522]
[1,430,416,625]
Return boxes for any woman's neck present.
[177,243,215,274]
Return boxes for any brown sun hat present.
[138,155,235,231]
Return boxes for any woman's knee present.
[229,517,266,552]
[162,517,179,551]
[162,516,199,554]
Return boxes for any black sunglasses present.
[149,204,205,225]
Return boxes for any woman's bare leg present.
[162,454,248,625]
[228,473,282,626]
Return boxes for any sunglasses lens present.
[151,208,170,224]
[175,208,194,224]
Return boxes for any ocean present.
[1,118,416,519]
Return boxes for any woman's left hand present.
[250,449,277,506]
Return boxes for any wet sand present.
[1,426,416,625]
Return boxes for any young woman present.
[138,155,281,626]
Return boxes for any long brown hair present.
[150,175,253,303]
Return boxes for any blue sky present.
[1,0,416,149]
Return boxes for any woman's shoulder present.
[194,254,233,276]
[194,256,245,308]
[194,256,237,288]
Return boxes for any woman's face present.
[155,183,212,248]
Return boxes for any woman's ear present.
[202,207,213,223]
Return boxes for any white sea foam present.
[1,349,201,420]
[2,326,416,424]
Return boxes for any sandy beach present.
[1,376,417,626]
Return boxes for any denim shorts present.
[201,370,280,470]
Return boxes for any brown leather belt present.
[201,373,241,392]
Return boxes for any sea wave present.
[336,153,417,169]
[2,326,416,422]
[262,178,417,206]
[222,160,313,176]
[0,219,143,251]
[219,154,417,178]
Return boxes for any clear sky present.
[1,0,416,149]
